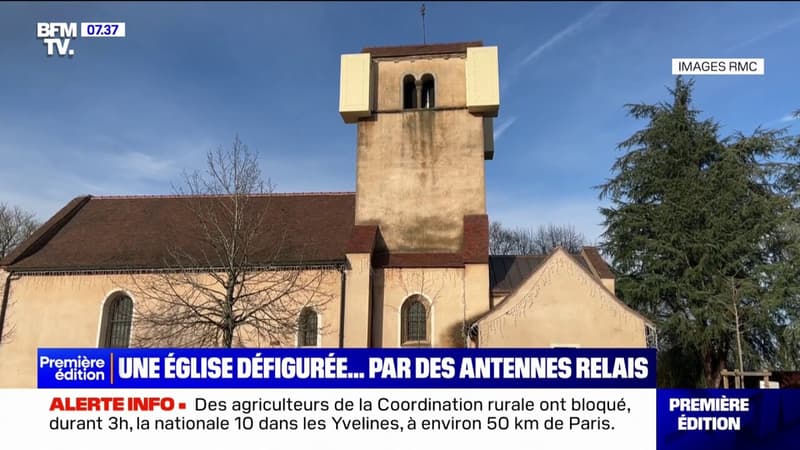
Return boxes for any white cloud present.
[0,129,221,221]
[0,169,112,221]
[95,136,219,185]
[493,116,518,140]
[780,113,798,123]
[518,2,616,67]
[111,151,175,178]
[727,15,800,52]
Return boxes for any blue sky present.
[1,2,799,242]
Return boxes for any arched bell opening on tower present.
[403,74,417,110]
[420,73,435,109]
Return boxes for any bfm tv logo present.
[37,22,77,56]
[36,22,126,57]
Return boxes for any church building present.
[0,42,654,387]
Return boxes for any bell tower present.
[339,41,499,254]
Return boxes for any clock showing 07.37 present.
[80,22,126,38]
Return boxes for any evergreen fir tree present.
[598,78,799,387]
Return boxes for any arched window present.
[100,294,133,348]
[298,308,319,347]
[401,295,430,346]
[403,75,417,109]
[421,74,435,109]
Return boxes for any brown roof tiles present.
[346,225,378,254]
[580,247,615,279]
[1,195,91,267]
[463,215,489,264]
[488,250,603,295]
[3,193,357,272]
[372,252,464,268]
[362,41,483,58]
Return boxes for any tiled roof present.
[463,215,489,264]
[362,41,483,58]
[489,255,548,294]
[3,196,494,273]
[581,247,615,278]
[489,250,610,295]
[346,225,379,254]
[372,252,465,268]
[2,193,357,272]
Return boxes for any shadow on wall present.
[445,312,484,348]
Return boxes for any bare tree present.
[0,204,37,345]
[489,221,517,256]
[489,221,588,255]
[529,223,588,254]
[0,203,39,259]
[130,136,334,348]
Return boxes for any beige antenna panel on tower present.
[466,46,500,117]
[339,53,372,123]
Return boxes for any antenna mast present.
[421,3,427,44]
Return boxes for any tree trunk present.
[223,281,236,348]
[703,348,726,388]
[223,325,234,348]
